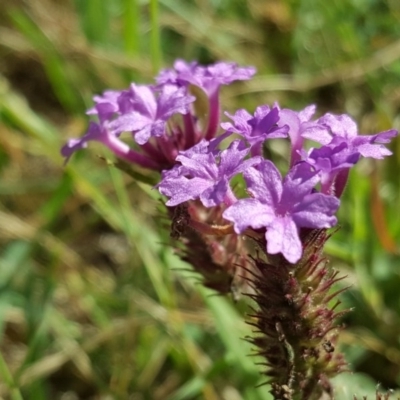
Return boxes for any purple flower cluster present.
[62,60,255,171]
[63,60,398,263]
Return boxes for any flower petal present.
[265,217,302,264]
[223,198,274,233]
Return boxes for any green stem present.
[0,351,24,400]
[149,0,162,73]
[122,0,140,55]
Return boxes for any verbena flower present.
[109,83,195,145]
[156,59,256,96]
[301,143,361,195]
[158,140,260,207]
[303,113,398,159]
[221,105,289,156]
[61,60,256,170]
[223,160,340,263]
[87,90,121,119]
[61,84,195,168]
[278,104,327,166]
[157,60,256,140]
[61,117,159,169]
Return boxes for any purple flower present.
[179,139,216,157]
[156,60,256,140]
[61,82,197,168]
[109,83,195,145]
[302,113,398,160]
[301,143,360,195]
[156,59,199,87]
[221,105,289,156]
[62,83,200,170]
[86,90,122,121]
[156,60,256,97]
[223,161,340,263]
[201,62,256,96]
[61,120,158,169]
[157,140,260,207]
[278,104,327,166]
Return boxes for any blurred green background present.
[0,0,399,399]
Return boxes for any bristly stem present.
[245,229,349,400]
[168,203,251,296]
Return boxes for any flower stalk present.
[245,229,348,399]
